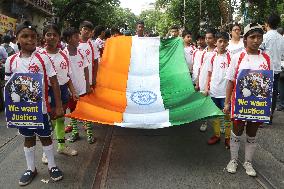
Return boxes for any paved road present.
[0,111,283,189]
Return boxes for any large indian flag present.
[67,36,223,128]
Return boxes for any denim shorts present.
[18,114,52,137]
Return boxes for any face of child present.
[68,33,80,47]
[197,38,206,47]
[205,33,216,47]
[216,38,228,53]
[45,28,60,48]
[183,34,192,44]
[80,27,92,39]
[171,29,179,37]
[231,26,241,39]
[17,28,37,52]
[245,32,263,52]
[137,24,144,36]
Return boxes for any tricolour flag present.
[66,36,223,129]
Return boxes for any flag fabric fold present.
[66,36,223,129]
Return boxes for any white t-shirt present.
[5,50,56,114]
[208,52,231,98]
[228,39,244,55]
[192,49,204,83]
[184,45,196,71]
[199,49,216,92]
[64,48,89,96]
[78,39,96,85]
[226,50,271,82]
[42,49,72,86]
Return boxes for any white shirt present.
[65,48,89,96]
[184,45,196,71]
[78,40,96,85]
[5,50,56,114]
[192,49,204,83]
[9,42,19,53]
[261,30,284,74]
[208,52,231,98]
[226,50,271,82]
[43,50,72,86]
[228,39,244,55]
[199,49,216,92]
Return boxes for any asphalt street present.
[0,111,283,189]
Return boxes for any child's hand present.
[86,85,93,94]
[195,85,200,91]
[72,92,79,101]
[203,90,209,96]
[223,103,230,114]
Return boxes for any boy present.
[5,21,63,186]
[170,25,180,38]
[63,27,94,144]
[182,30,196,73]
[192,34,206,83]
[94,25,106,58]
[196,28,217,132]
[224,23,271,177]
[204,32,231,149]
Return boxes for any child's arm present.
[84,67,92,94]
[195,70,200,91]
[204,71,212,96]
[92,59,99,87]
[49,75,64,118]
[223,80,234,114]
[67,79,79,101]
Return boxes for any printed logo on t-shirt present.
[78,61,83,67]
[60,61,68,70]
[259,62,269,70]
[85,49,90,56]
[28,63,40,73]
[220,62,227,69]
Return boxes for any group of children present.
[183,22,272,177]
[3,16,277,186]
[4,20,103,186]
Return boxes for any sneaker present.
[68,133,80,143]
[19,169,37,186]
[64,125,73,133]
[207,135,221,145]
[243,161,257,177]
[220,127,225,134]
[42,153,48,164]
[49,166,63,181]
[200,123,207,132]
[226,159,238,174]
[57,146,78,156]
[224,138,230,149]
[87,135,96,144]
[276,106,284,111]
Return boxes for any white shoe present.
[57,146,78,156]
[42,153,48,164]
[226,159,238,173]
[200,123,207,132]
[220,127,225,134]
[243,161,257,177]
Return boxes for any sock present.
[24,146,35,172]
[224,114,232,139]
[212,118,221,137]
[230,131,241,160]
[85,122,93,137]
[71,118,79,135]
[51,120,56,130]
[55,117,65,150]
[245,135,257,162]
[43,144,56,169]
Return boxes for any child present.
[5,21,63,186]
[224,23,271,177]
[204,32,231,149]
[182,30,196,73]
[62,27,95,144]
[94,25,106,58]
[196,28,217,132]
[41,24,78,160]
[192,34,206,84]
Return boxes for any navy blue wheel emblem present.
[130,91,157,105]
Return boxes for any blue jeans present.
[211,97,225,110]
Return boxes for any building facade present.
[0,0,53,35]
